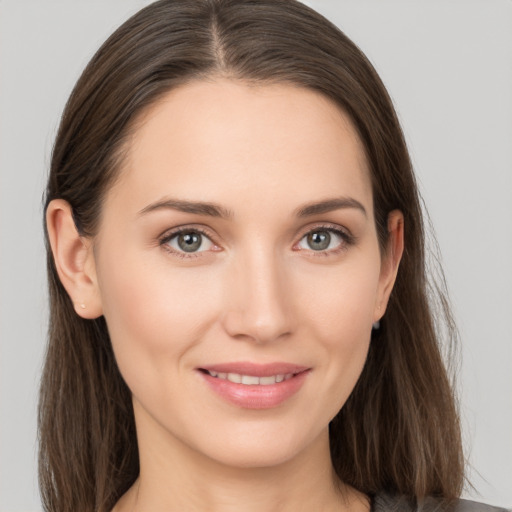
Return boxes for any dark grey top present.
[373,493,511,512]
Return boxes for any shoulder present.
[372,493,511,512]
[452,501,511,512]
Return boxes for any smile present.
[205,370,296,385]
[199,363,311,409]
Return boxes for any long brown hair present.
[40,1,464,510]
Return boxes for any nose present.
[221,246,295,344]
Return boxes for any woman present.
[39,1,507,511]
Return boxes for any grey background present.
[1,1,511,510]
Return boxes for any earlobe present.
[374,210,404,322]
[46,199,103,319]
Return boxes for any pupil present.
[178,232,201,252]
[308,231,330,251]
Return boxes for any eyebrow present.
[138,198,234,219]
[138,196,367,219]
[294,197,367,218]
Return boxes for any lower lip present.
[199,370,310,409]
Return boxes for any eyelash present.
[158,224,355,260]
[296,225,355,257]
[159,227,214,260]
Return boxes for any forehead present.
[109,79,372,218]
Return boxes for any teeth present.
[241,375,259,385]
[207,371,294,385]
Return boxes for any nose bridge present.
[223,241,293,344]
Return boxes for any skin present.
[47,79,403,512]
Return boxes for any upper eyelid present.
[159,224,216,242]
[297,222,351,238]
[160,223,350,240]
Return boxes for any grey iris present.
[178,232,202,252]
[307,231,330,250]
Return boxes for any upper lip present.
[198,362,310,377]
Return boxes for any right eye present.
[160,228,216,257]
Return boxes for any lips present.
[197,362,310,409]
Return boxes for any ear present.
[46,199,103,319]
[373,210,404,323]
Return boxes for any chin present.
[187,420,327,471]
[203,444,305,470]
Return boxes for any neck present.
[114,403,370,512]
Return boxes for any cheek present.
[96,247,221,380]
[299,255,380,341]
[296,255,380,405]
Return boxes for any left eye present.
[297,229,345,252]
[164,230,214,253]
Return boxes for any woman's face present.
[89,79,400,468]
